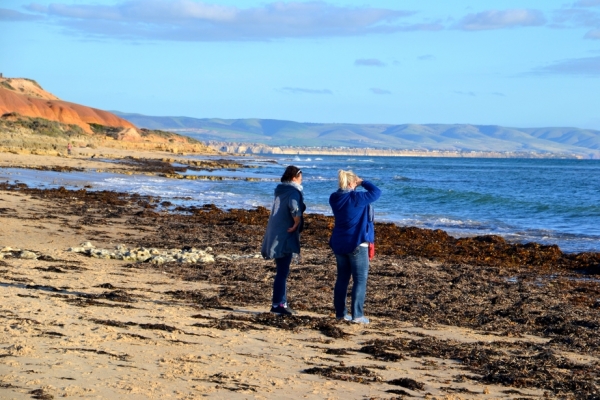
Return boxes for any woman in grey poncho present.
[261,165,306,315]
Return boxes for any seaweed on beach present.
[65,297,136,308]
[192,319,259,331]
[359,344,406,362]
[360,336,600,398]
[76,289,135,303]
[303,365,383,384]
[33,266,66,273]
[94,283,116,289]
[324,348,353,355]
[90,318,137,328]
[164,289,225,309]
[387,378,425,391]
[50,347,130,361]
[25,284,62,292]
[385,388,413,397]
[139,323,178,332]
[219,313,349,339]
[204,372,260,392]
[29,388,54,399]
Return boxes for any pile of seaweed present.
[145,203,600,274]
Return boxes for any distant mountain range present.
[113,112,600,158]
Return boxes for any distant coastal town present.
[208,141,585,159]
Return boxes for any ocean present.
[2,155,599,253]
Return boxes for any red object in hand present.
[368,243,375,260]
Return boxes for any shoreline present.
[0,175,599,398]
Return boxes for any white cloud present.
[0,7,41,21]
[554,8,600,27]
[280,87,333,95]
[23,0,427,41]
[574,0,600,7]
[533,55,600,75]
[355,58,386,67]
[455,9,546,31]
[585,28,600,38]
[453,90,477,96]
[370,88,391,95]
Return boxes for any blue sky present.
[1,0,600,129]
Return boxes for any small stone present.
[20,250,38,260]
[197,255,215,263]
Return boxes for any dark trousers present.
[272,253,293,306]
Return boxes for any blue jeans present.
[272,253,293,306]
[334,245,370,319]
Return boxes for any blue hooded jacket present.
[329,180,381,255]
[261,182,306,259]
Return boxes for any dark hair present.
[281,165,302,182]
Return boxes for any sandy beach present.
[1,150,599,399]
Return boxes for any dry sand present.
[0,151,597,399]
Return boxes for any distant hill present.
[113,112,600,158]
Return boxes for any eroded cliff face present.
[0,77,217,154]
[0,78,136,134]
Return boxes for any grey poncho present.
[261,182,306,259]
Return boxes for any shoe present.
[270,304,296,316]
[336,315,352,321]
[352,316,369,324]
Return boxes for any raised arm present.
[354,180,381,205]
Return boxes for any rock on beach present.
[68,242,216,264]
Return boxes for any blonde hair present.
[338,169,358,190]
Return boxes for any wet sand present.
[0,153,599,399]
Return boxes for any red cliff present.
[0,78,136,134]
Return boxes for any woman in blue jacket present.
[329,170,381,324]
[261,165,306,316]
